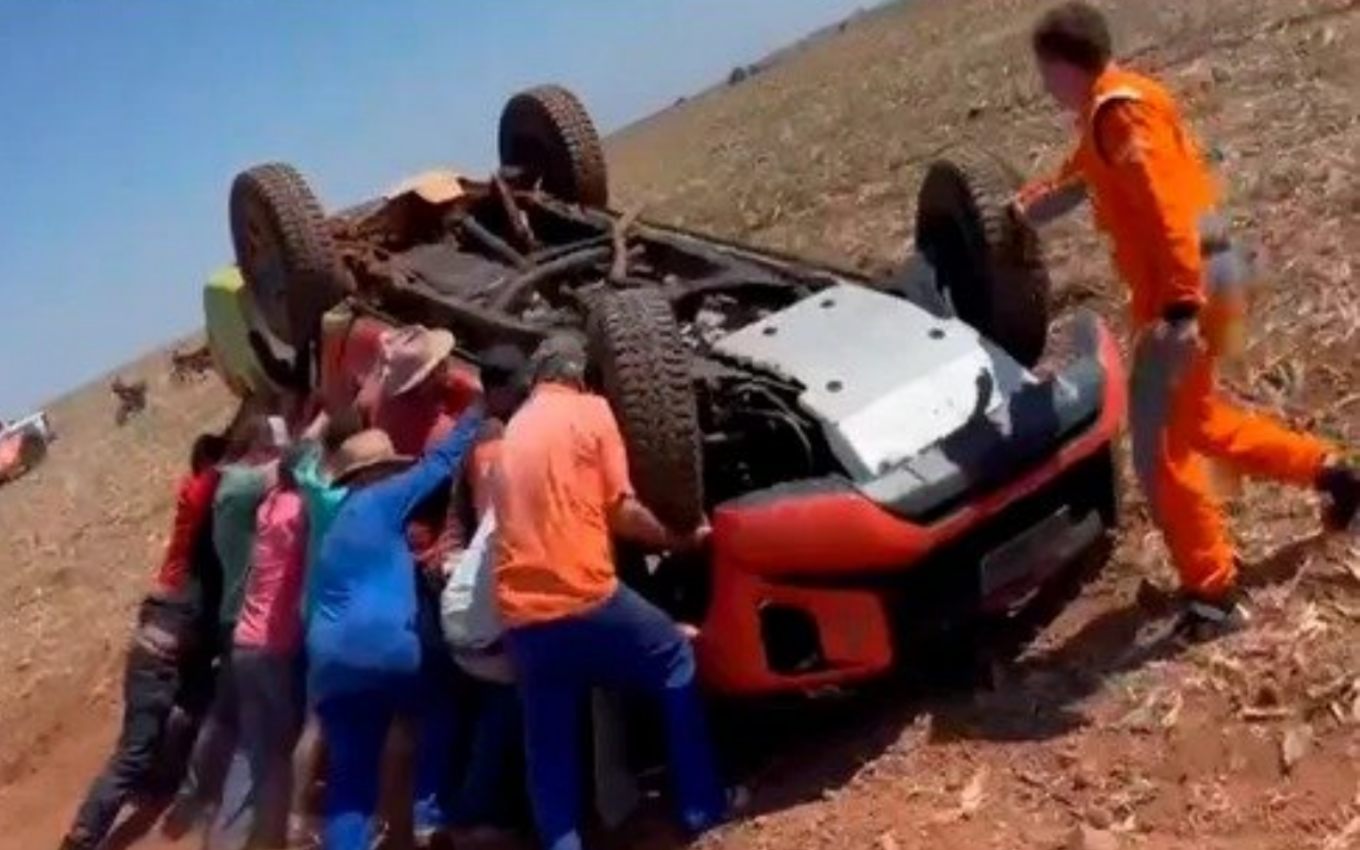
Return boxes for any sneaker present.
[1174,589,1251,644]
[1318,462,1360,533]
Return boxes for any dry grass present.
[0,337,235,782]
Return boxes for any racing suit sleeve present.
[1096,100,1206,317]
[1015,147,1087,224]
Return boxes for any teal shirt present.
[211,463,271,631]
[293,443,349,623]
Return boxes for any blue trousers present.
[506,587,726,850]
[315,674,423,850]
[314,660,512,850]
[411,649,458,834]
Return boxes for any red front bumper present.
[695,317,1127,696]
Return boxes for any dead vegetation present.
[611,0,1360,847]
[0,1,1357,848]
[168,343,215,384]
[0,336,235,786]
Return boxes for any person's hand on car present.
[1008,182,1049,227]
[669,519,712,552]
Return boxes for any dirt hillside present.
[1,0,1358,848]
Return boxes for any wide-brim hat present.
[329,428,414,483]
[380,326,456,397]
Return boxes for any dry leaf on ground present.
[959,766,988,817]
[1280,724,1313,774]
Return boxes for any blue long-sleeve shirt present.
[306,408,483,702]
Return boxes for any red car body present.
[698,322,1125,695]
[319,308,1126,698]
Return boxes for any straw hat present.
[379,326,456,397]
[329,428,414,483]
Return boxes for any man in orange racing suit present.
[1014,2,1359,638]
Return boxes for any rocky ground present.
[1,1,1357,848]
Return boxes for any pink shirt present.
[235,488,309,654]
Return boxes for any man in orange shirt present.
[493,334,725,850]
[1015,2,1359,637]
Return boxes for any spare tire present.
[915,148,1050,367]
[230,163,346,350]
[587,288,703,531]
[499,85,609,208]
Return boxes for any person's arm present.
[151,472,216,596]
[373,405,485,524]
[299,409,330,443]
[255,460,280,494]
[1097,100,1206,320]
[247,330,305,391]
[609,497,672,549]
[593,399,706,550]
[290,442,326,502]
[609,498,710,551]
[1013,147,1087,226]
[467,422,504,520]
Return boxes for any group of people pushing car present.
[59,5,1359,850]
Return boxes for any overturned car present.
[205,85,1124,697]
[0,412,54,486]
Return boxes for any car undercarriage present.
[207,83,1124,698]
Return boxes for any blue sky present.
[0,0,867,415]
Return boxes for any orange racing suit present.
[1022,65,1334,599]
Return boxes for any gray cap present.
[529,332,588,385]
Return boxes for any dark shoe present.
[1174,589,1250,644]
[159,793,205,841]
[444,825,517,849]
[1318,462,1360,532]
[58,830,95,850]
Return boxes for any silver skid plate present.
[714,284,1033,481]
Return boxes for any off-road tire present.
[230,163,345,350]
[915,148,1050,367]
[588,289,703,531]
[499,85,609,208]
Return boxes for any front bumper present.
[696,312,1127,696]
